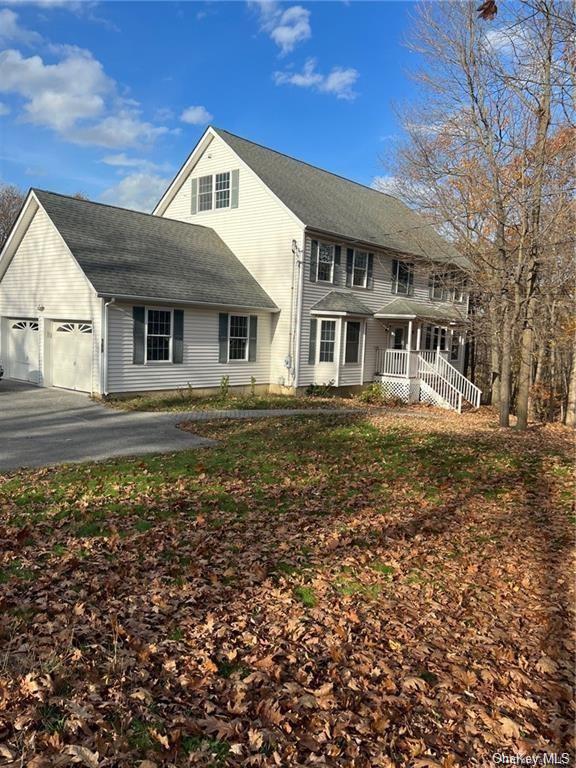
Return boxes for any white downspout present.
[100,297,115,396]
[292,233,305,391]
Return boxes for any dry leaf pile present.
[0,409,573,766]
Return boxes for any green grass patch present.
[294,585,317,607]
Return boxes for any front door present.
[391,326,405,350]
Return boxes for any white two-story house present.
[0,127,480,410]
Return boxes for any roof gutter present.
[97,292,280,313]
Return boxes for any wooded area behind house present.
[381,0,575,428]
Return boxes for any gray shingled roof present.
[213,128,466,268]
[34,190,276,310]
[310,290,373,316]
[374,298,467,323]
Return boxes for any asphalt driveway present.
[0,379,215,472]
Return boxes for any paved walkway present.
[176,406,359,421]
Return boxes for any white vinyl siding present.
[299,234,465,387]
[0,204,101,393]
[106,303,271,393]
[162,133,303,388]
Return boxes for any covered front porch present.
[371,299,480,411]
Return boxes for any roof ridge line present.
[212,127,399,201]
[32,188,215,232]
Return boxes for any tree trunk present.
[499,305,513,426]
[490,300,501,406]
[566,337,576,427]
[516,320,535,429]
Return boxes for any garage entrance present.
[51,321,93,392]
[6,318,40,383]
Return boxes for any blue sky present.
[0,0,417,211]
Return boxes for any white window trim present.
[393,260,414,295]
[145,306,174,364]
[351,250,369,289]
[316,242,335,283]
[343,320,362,365]
[197,171,232,212]
[228,313,249,363]
[317,318,337,363]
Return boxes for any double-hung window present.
[228,315,249,361]
[352,250,369,288]
[392,260,414,295]
[450,334,460,361]
[215,172,231,209]
[345,321,361,364]
[146,309,172,362]
[317,243,335,282]
[430,273,445,300]
[198,175,213,212]
[197,172,231,211]
[319,320,336,362]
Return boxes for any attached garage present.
[6,318,40,383]
[50,321,93,392]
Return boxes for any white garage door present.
[7,318,40,383]
[51,321,93,392]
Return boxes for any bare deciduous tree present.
[384,0,575,429]
[0,184,25,251]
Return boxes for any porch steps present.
[375,349,482,413]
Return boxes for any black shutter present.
[248,315,257,362]
[346,248,354,287]
[408,264,415,296]
[367,253,374,289]
[391,258,398,292]
[334,245,341,282]
[173,309,184,363]
[310,240,318,282]
[308,318,317,364]
[218,313,229,363]
[133,306,145,364]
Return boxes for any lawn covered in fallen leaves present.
[0,409,574,767]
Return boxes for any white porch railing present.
[435,354,481,409]
[374,347,481,411]
[417,355,462,412]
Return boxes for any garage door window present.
[146,309,172,362]
[12,320,39,331]
[56,322,92,334]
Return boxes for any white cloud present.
[68,111,170,148]
[101,153,171,173]
[251,1,311,54]
[485,26,528,54]
[274,58,358,100]
[101,171,170,213]
[0,48,111,130]
[0,43,173,149]
[180,105,213,125]
[371,175,401,196]
[0,102,11,116]
[0,8,42,45]
[2,0,96,11]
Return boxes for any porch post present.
[406,320,412,354]
[415,323,422,351]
